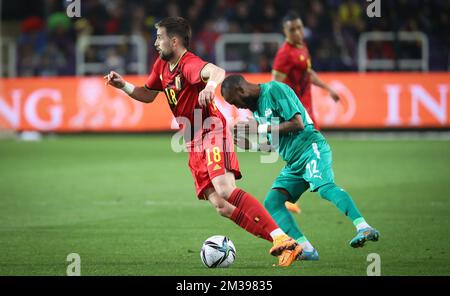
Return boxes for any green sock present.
[296,236,309,244]
[318,183,363,222]
[352,217,370,231]
[263,189,304,241]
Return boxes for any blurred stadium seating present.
[1,0,449,77]
[0,0,449,133]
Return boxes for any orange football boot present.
[278,244,303,267]
[269,234,298,256]
[285,201,301,214]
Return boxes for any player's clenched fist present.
[198,84,215,107]
[104,71,125,88]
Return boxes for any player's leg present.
[303,141,380,247]
[204,187,235,218]
[189,150,276,243]
[191,149,275,243]
[204,133,301,265]
[210,172,301,266]
[317,183,380,247]
[265,188,303,240]
[210,172,292,248]
[264,170,319,261]
[204,186,272,242]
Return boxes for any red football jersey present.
[272,42,313,118]
[145,51,227,146]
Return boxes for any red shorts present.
[187,133,242,200]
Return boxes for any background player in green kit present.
[220,75,380,260]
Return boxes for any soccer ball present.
[200,235,236,268]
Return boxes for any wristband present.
[206,80,218,89]
[257,123,269,135]
[121,81,135,95]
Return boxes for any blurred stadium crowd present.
[2,0,449,77]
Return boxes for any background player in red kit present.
[272,12,341,214]
[104,17,301,266]
[272,12,341,124]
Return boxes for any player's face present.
[223,86,258,110]
[222,87,248,109]
[283,19,304,45]
[155,27,175,61]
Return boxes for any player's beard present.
[160,50,175,61]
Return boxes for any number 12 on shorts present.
[206,147,222,165]
[306,159,320,178]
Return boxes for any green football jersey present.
[253,81,325,163]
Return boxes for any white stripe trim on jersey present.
[312,143,321,159]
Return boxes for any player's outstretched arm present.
[310,70,340,102]
[104,71,159,104]
[198,63,226,107]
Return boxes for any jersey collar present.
[169,50,188,72]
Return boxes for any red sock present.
[228,188,279,241]
[230,207,272,242]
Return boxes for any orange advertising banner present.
[0,73,449,132]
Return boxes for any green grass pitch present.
[0,134,449,275]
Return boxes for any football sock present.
[318,183,364,224]
[263,189,304,242]
[297,236,314,252]
[228,188,280,241]
[269,228,284,238]
[353,217,371,231]
[230,207,272,242]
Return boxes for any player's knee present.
[263,197,278,214]
[318,183,335,198]
[214,202,233,217]
[318,183,347,203]
[214,185,235,200]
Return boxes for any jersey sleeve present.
[182,55,208,85]
[145,58,163,91]
[272,49,291,75]
[271,82,302,121]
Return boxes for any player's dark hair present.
[155,17,192,49]
[221,75,245,96]
[282,11,301,25]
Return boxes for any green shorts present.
[272,140,335,202]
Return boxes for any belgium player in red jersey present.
[105,17,301,266]
[272,12,340,124]
[272,12,341,215]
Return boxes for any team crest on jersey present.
[175,75,182,91]
[265,108,272,117]
[300,55,305,61]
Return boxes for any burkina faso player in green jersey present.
[221,75,379,261]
